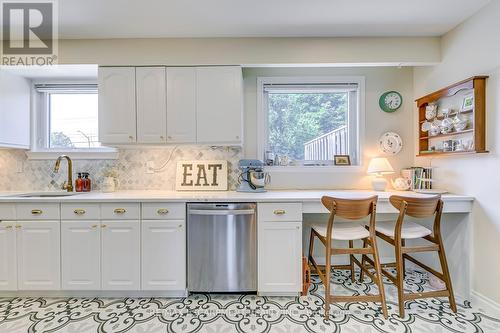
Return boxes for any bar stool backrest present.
[389,195,441,218]
[321,196,378,220]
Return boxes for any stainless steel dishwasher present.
[187,203,257,292]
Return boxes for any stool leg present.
[359,238,367,282]
[437,238,457,312]
[395,239,405,317]
[349,240,355,283]
[308,229,316,271]
[324,241,332,320]
[371,235,388,319]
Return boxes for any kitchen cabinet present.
[196,66,243,144]
[142,220,186,290]
[258,221,302,294]
[61,221,101,290]
[0,221,17,290]
[136,67,167,143]
[0,70,30,149]
[98,67,137,144]
[16,221,61,290]
[166,67,197,143]
[101,221,141,290]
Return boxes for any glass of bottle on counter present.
[82,172,92,192]
[75,173,83,192]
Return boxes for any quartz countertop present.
[0,190,474,203]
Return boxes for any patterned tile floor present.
[1,270,499,333]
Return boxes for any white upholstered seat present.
[312,222,370,240]
[375,220,432,239]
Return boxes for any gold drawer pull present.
[15,225,21,229]
[5,225,13,229]
[101,224,107,228]
[273,209,286,215]
[74,209,86,215]
[157,208,169,215]
[113,208,126,214]
[91,224,98,229]
[31,209,43,215]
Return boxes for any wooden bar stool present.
[361,195,457,317]
[308,196,388,320]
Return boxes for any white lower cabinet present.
[17,221,60,290]
[101,221,141,290]
[141,220,186,290]
[258,222,302,294]
[0,221,17,290]
[61,221,101,290]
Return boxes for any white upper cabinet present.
[98,67,137,144]
[136,67,167,143]
[166,67,197,143]
[196,66,243,144]
[0,71,30,149]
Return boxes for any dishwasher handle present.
[189,209,255,216]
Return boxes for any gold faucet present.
[53,155,73,192]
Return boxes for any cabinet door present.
[258,222,302,294]
[98,67,137,144]
[136,67,167,143]
[61,221,101,290]
[142,220,186,290]
[0,222,17,290]
[0,71,30,149]
[17,221,60,290]
[196,66,243,144]
[166,67,196,143]
[101,221,140,290]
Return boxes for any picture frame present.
[334,155,351,166]
[461,94,474,112]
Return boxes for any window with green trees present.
[262,80,360,165]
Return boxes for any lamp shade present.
[367,157,394,175]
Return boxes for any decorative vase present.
[102,176,117,193]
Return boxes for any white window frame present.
[257,76,365,172]
[27,82,117,160]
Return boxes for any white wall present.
[413,0,500,304]
[244,67,414,189]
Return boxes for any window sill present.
[264,165,363,173]
[26,149,119,160]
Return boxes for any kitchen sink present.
[11,191,82,197]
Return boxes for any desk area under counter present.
[0,190,473,299]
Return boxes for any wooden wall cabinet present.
[416,76,488,156]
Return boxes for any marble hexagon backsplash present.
[0,146,242,191]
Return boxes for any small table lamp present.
[367,157,394,191]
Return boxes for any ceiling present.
[57,0,490,39]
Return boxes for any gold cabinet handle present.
[129,135,134,140]
[101,224,107,228]
[91,224,98,229]
[15,225,21,229]
[74,209,86,215]
[5,225,13,229]
[157,208,169,215]
[113,208,126,214]
[31,209,43,215]
[178,224,183,228]
[273,209,286,215]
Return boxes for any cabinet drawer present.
[16,203,60,220]
[258,203,302,222]
[101,203,140,220]
[61,204,100,220]
[142,203,186,220]
[0,204,16,220]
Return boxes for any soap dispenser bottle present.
[75,173,83,192]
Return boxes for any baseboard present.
[0,290,188,298]
[471,290,500,317]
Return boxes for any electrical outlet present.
[16,159,24,173]
[146,161,155,174]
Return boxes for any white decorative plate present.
[378,132,403,155]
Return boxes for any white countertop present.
[0,189,474,203]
